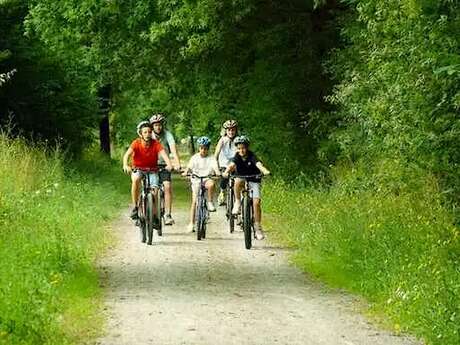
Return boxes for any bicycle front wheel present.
[227,188,235,233]
[146,192,155,245]
[196,195,206,240]
[242,195,252,249]
[138,195,147,243]
[156,189,163,236]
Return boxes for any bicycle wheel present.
[227,187,235,233]
[156,189,163,236]
[242,195,252,249]
[201,199,207,239]
[146,192,155,245]
[138,194,147,243]
[195,195,203,240]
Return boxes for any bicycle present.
[135,168,161,245]
[156,164,172,236]
[185,173,216,241]
[224,175,235,233]
[233,174,264,249]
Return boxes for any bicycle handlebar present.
[231,174,266,179]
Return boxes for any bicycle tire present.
[156,189,163,236]
[138,194,147,243]
[146,192,154,245]
[196,194,203,240]
[242,195,252,249]
[201,201,207,239]
[227,188,235,233]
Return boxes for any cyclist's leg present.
[218,167,228,205]
[130,172,142,218]
[205,178,216,211]
[188,179,199,231]
[249,182,264,240]
[162,170,172,213]
[232,178,244,214]
[148,173,160,218]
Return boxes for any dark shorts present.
[159,169,172,184]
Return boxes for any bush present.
[264,159,459,345]
[0,133,127,345]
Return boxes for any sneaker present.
[164,214,174,225]
[187,223,195,233]
[207,201,216,212]
[255,228,265,240]
[255,224,265,240]
[232,201,241,215]
[130,207,139,220]
[218,191,226,206]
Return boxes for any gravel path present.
[96,204,421,345]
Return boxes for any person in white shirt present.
[214,119,238,205]
[182,136,221,232]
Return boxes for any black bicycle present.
[233,174,263,249]
[225,175,235,233]
[136,168,161,245]
[156,164,171,236]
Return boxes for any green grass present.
[0,134,128,345]
[264,159,459,345]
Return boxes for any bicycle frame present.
[233,174,263,249]
[135,168,160,244]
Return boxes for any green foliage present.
[264,161,460,345]
[324,0,460,205]
[0,133,127,345]
[24,0,338,170]
[0,0,100,153]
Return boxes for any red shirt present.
[130,138,164,170]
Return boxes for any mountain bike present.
[234,174,263,249]
[135,168,161,245]
[225,175,235,233]
[186,174,216,240]
[156,164,171,236]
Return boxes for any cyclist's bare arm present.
[222,162,236,177]
[122,147,134,174]
[213,137,224,169]
[212,157,221,176]
[256,162,270,175]
[169,143,181,170]
[159,149,173,171]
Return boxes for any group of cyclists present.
[122,114,270,241]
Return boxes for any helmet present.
[196,136,211,147]
[149,113,165,124]
[223,119,238,129]
[234,135,250,146]
[136,121,151,135]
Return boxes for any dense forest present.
[1,0,459,344]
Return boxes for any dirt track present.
[96,204,421,345]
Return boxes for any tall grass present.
[264,159,459,345]
[0,133,128,345]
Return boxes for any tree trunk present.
[98,85,111,155]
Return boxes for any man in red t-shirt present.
[123,121,173,219]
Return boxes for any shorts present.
[133,170,160,187]
[159,169,171,183]
[235,178,261,199]
[248,181,261,199]
[191,177,212,196]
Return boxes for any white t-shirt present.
[187,153,219,177]
[217,136,237,168]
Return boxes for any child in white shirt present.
[182,136,220,232]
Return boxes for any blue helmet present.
[197,136,211,147]
[234,135,250,146]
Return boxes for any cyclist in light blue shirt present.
[150,113,181,225]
